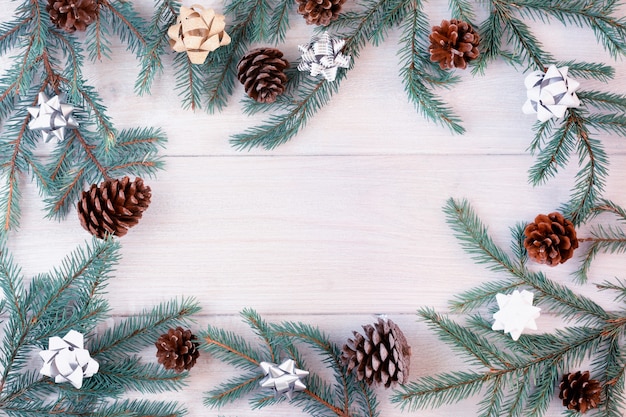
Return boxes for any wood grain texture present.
[2,1,626,416]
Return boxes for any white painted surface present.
[2,1,626,416]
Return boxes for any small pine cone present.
[429,19,479,70]
[296,0,346,26]
[341,318,411,388]
[46,0,98,33]
[524,212,578,266]
[237,48,289,103]
[559,371,602,413]
[77,176,151,239]
[155,327,200,373]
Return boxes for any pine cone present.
[429,19,479,70]
[237,48,289,103]
[341,318,411,388]
[559,371,602,413]
[524,212,578,266]
[155,327,200,373]
[77,176,151,239]
[46,0,98,33]
[296,0,346,26]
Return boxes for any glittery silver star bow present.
[27,92,79,143]
[522,65,580,122]
[297,32,351,82]
[259,359,309,400]
[39,330,99,389]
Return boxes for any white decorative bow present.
[492,290,541,341]
[39,330,99,389]
[298,32,351,82]
[522,65,580,122]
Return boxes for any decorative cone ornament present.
[39,330,99,389]
[155,327,200,372]
[259,359,309,400]
[524,212,578,266]
[77,176,151,239]
[168,5,231,64]
[492,290,541,341]
[429,19,480,70]
[296,0,346,26]
[46,0,98,32]
[27,92,79,143]
[523,65,580,122]
[298,32,351,82]
[237,48,289,103]
[559,371,601,413]
[341,317,411,388]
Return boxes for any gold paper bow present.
[168,5,231,65]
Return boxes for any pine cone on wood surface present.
[341,318,411,388]
[155,327,200,373]
[559,371,601,413]
[77,176,151,239]
[296,0,346,26]
[47,0,98,33]
[237,48,289,103]
[429,19,479,70]
[524,212,578,266]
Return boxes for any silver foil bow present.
[27,92,79,142]
[297,32,351,82]
[259,359,309,400]
[39,330,99,389]
[522,65,580,122]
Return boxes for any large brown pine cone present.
[47,0,98,33]
[155,327,200,373]
[524,212,578,266]
[429,19,479,70]
[237,48,289,103]
[296,0,346,26]
[77,176,151,239]
[559,371,601,413]
[341,318,411,388]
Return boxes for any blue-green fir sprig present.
[0,0,166,237]
[0,237,200,417]
[142,0,625,150]
[140,0,279,111]
[526,68,626,225]
[392,198,626,417]
[574,199,626,284]
[202,308,379,417]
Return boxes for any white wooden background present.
[2,1,626,416]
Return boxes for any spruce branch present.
[202,309,379,417]
[574,200,626,283]
[134,0,179,95]
[394,198,626,416]
[527,98,617,226]
[0,0,166,236]
[231,0,411,150]
[398,0,464,135]
[149,0,275,111]
[444,198,609,321]
[139,0,626,153]
[511,0,626,59]
[448,0,476,24]
[0,238,194,416]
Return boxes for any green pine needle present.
[0,238,193,417]
[201,309,379,417]
[398,0,465,134]
[0,0,166,235]
[396,198,626,416]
